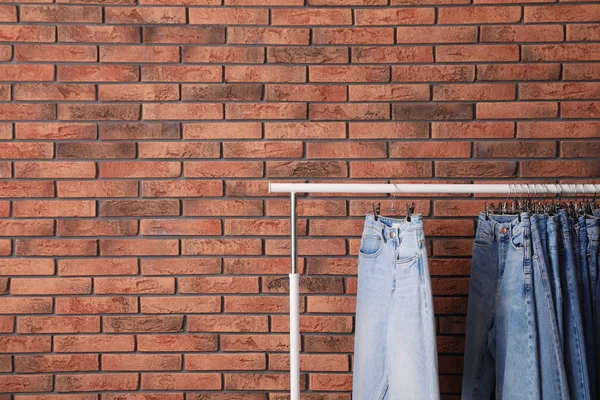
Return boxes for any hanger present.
[390,183,398,214]
[406,201,415,222]
[373,202,381,221]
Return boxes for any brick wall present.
[0,0,598,398]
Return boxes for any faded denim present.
[353,214,439,400]
[547,215,565,349]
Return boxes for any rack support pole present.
[290,192,300,400]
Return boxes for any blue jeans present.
[586,215,600,396]
[463,213,541,399]
[559,210,591,400]
[531,213,570,400]
[353,214,439,400]
[579,216,596,399]
[547,215,564,349]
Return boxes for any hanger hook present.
[390,183,398,213]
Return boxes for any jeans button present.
[501,227,508,235]
[390,231,396,239]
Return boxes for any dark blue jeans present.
[579,216,596,400]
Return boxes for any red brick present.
[16,45,96,61]
[190,8,268,24]
[0,298,52,314]
[0,104,56,121]
[313,28,394,44]
[525,4,600,22]
[522,160,600,177]
[143,66,222,82]
[523,44,600,61]
[228,103,307,120]
[433,122,514,138]
[16,161,95,178]
[0,25,54,42]
[223,142,302,159]
[306,258,356,275]
[225,373,304,391]
[267,199,346,217]
[54,335,134,353]
[311,104,389,121]
[59,26,140,43]
[138,335,218,352]
[0,316,14,333]
[311,66,390,83]
[59,258,138,276]
[106,6,186,23]
[100,123,179,140]
[56,373,138,392]
[390,142,471,158]
[477,102,558,119]
[521,83,600,100]
[225,296,302,313]
[481,25,563,42]
[57,142,135,159]
[393,103,473,120]
[356,8,434,25]
[59,65,139,82]
[99,84,178,101]
[180,277,259,294]
[439,6,521,23]
[100,161,180,178]
[184,122,261,139]
[15,354,98,373]
[188,315,268,332]
[144,103,223,120]
[0,65,55,81]
[183,46,264,63]
[518,121,600,138]
[351,161,432,178]
[95,277,175,294]
[477,64,561,81]
[186,354,265,371]
[140,219,220,236]
[265,122,346,139]
[185,161,263,178]
[350,84,429,101]
[349,122,428,139]
[267,161,347,178]
[15,84,95,101]
[226,66,305,83]
[310,0,384,3]
[228,0,302,4]
[271,315,352,333]
[0,5,15,21]
[0,336,51,353]
[56,297,138,314]
[310,374,353,391]
[434,240,473,257]
[224,258,303,275]
[0,45,9,61]
[0,355,10,372]
[562,102,600,119]
[184,199,262,216]
[16,239,97,256]
[476,141,556,158]
[266,85,346,102]
[140,297,221,313]
[182,84,262,101]
[103,395,183,400]
[60,104,140,120]
[435,83,515,101]
[307,142,387,159]
[397,26,477,44]
[0,259,54,276]
[567,24,600,41]
[58,181,138,198]
[100,45,180,63]
[100,239,178,256]
[267,47,348,64]
[103,315,184,333]
[16,123,97,140]
[11,278,91,295]
[271,354,349,372]
[142,180,222,198]
[102,354,182,371]
[0,375,52,393]
[271,8,351,25]
[437,45,519,62]
[0,143,52,159]
[20,5,101,22]
[140,142,219,159]
[561,141,600,157]
[18,316,99,334]
[221,335,289,352]
[352,46,434,63]
[182,239,261,255]
[228,27,309,45]
[266,238,346,256]
[436,161,517,178]
[144,26,224,44]
[307,296,356,313]
[141,373,221,390]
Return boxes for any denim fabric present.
[579,216,596,399]
[353,214,439,400]
[531,214,570,400]
[586,215,600,397]
[547,215,564,349]
[462,213,540,400]
[559,210,591,400]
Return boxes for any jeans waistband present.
[477,211,531,237]
[364,213,423,240]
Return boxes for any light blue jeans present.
[353,214,439,400]
[463,213,569,400]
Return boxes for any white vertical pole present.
[289,192,301,400]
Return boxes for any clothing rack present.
[267,183,600,400]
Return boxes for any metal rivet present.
[501,227,508,234]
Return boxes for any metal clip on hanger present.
[373,202,381,221]
[406,201,415,222]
